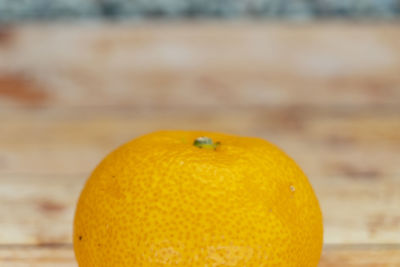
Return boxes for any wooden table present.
[0,22,399,266]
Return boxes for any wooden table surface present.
[0,22,399,266]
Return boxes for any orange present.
[73,130,323,266]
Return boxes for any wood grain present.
[0,23,399,109]
[2,245,400,266]
[1,107,399,175]
[0,245,75,267]
[321,245,400,267]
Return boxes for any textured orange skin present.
[74,130,323,266]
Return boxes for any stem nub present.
[193,137,220,150]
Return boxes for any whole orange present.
[73,130,323,266]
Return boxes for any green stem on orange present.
[193,137,220,150]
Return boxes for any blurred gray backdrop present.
[0,0,399,21]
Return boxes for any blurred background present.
[0,1,399,266]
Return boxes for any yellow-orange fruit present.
[74,130,323,266]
